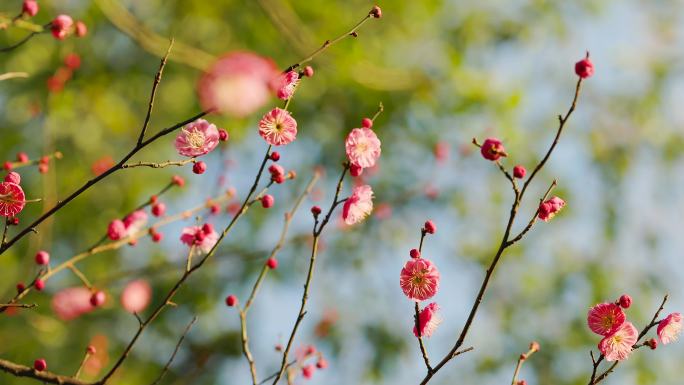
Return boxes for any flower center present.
[187,129,206,148]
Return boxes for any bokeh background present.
[2,0,684,384]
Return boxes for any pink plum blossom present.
[198,52,279,117]
[51,15,73,40]
[400,258,440,301]
[180,224,219,254]
[52,287,97,320]
[174,119,220,157]
[276,71,299,100]
[123,210,148,235]
[538,196,565,222]
[0,182,26,217]
[258,108,298,146]
[120,279,152,314]
[413,302,442,338]
[107,219,127,240]
[345,127,381,169]
[342,185,374,225]
[587,302,626,336]
[657,313,682,345]
[598,321,638,361]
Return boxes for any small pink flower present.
[22,0,39,17]
[258,108,298,146]
[0,182,26,217]
[123,210,148,235]
[198,52,279,117]
[180,224,219,254]
[345,128,381,169]
[342,185,374,225]
[121,279,152,314]
[51,15,73,40]
[174,119,220,157]
[538,196,565,222]
[587,302,626,336]
[657,313,682,345]
[598,321,638,361]
[276,71,299,100]
[400,258,440,301]
[302,364,315,379]
[107,219,127,240]
[52,286,97,320]
[480,138,507,161]
[413,302,442,338]
[4,172,21,185]
[74,21,87,38]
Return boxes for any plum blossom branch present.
[415,302,432,371]
[122,158,196,169]
[271,162,350,384]
[99,146,274,385]
[588,295,669,385]
[511,342,540,385]
[237,173,320,385]
[0,188,233,313]
[0,71,28,81]
[283,5,382,73]
[149,316,198,385]
[138,39,174,145]
[0,47,209,254]
[419,70,586,385]
[0,358,91,385]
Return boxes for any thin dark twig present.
[0,31,41,53]
[138,39,174,145]
[149,316,198,385]
[271,163,350,384]
[122,159,195,169]
[238,173,320,384]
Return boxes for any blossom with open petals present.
[123,210,148,235]
[276,71,299,100]
[198,52,279,117]
[342,185,373,225]
[52,287,97,321]
[258,108,298,146]
[413,302,442,338]
[400,258,440,301]
[174,119,220,157]
[180,224,219,254]
[538,196,565,222]
[345,128,381,169]
[0,182,26,217]
[598,321,638,361]
[121,279,152,314]
[657,313,682,345]
[587,302,626,336]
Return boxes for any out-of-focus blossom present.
[121,280,152,314]
[198,52,279,117]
